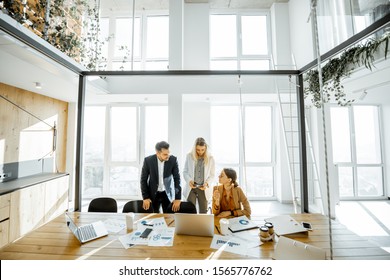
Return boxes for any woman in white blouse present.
[183,137,215,213]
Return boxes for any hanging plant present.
[304,31,390,108]
[1,0,110,70]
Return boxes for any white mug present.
[219,218,230,235]
[126,212,135,230]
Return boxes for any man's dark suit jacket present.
[140,154,181,203]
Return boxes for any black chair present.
[122,200,154,213]
[165,201,197,214]
[88,197,118,213]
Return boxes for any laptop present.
[174,213,215,237]
[65,213,108,244]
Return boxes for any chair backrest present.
[122,200,154,213]
[88,197,118,213]
[166,201,197,214]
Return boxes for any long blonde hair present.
[190,137,211,165]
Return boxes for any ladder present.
[275,77,323,213]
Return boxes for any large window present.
[82,105,168,198]
[100,13,169,71]
[330,105,384,198]
[210,13,271,70]
[211,105,275,199]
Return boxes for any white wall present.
[169,0,184,70]
[288,0,314,69]
[183,3,210,70]
[270,3,293,69]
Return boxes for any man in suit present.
[140,141,182,213]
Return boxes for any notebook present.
[65,213,108,244]
[273,236,326,260]
[174,213,215,237]
[265,215,308,236]
[228,216,259,233]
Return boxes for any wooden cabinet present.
[0,193,11,248]
[3,175,69,247]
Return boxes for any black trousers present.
[152,191,171,213]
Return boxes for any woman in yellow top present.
[212,168,251,218]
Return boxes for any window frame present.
[100,10,169,71]
[82,103,168,199]
[330,104,386,199]
[209,10,272,70]
[210,102,276,200]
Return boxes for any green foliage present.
[304,32,390,108]
[1,0,109,70]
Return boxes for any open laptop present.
[65,213,108,244]
[174,213,215,237]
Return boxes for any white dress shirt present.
[157,158,165,192]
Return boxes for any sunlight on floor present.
[381,247,390,253]
[360,201,390,232]
[336,202,389,237]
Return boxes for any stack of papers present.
[118,217,174,248]
[210,234,262,258]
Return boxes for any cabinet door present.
[44,175,69,222]
[0,220,10,248]
[0,193,11,221]
[9,183,45,242]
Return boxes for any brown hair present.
[223,168,239,188]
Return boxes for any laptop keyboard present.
[79,224,98,241]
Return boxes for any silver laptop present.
[174,213,215,237]
[65,213,108,244]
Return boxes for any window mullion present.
[237,14,242,70]
[103,105,112,195]
[141,14,148,69]
[350,106,358,197]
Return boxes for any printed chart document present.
[137,217,167,230]
[210,234,261,258]
[119,230,151,249]
[228,216,259,233]
[119,221,174,248]
[148,228,175,247]
[103,219,126,233]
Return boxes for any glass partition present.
[82,74,302,205]
[317,0,390,54]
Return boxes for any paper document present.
[119,230,151,249]
[148,228,175,247]
[103,219,126,233]
[137,217,167,230]
[210,234,261,258]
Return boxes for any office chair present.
[165,201,197,214]
[88,197,118,213]
[122,200,154,213]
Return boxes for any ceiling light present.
[35,82,42,89]
[359,90,368,100]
